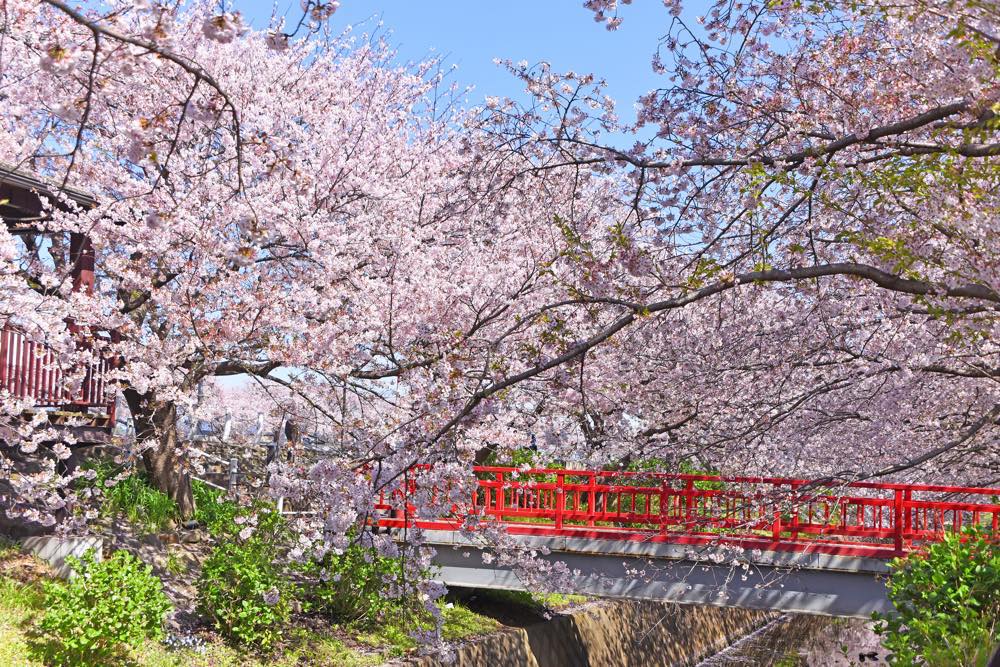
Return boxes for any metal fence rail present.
[376,466,1000,559]
[188,445,241,493]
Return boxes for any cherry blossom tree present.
[474,0,999,484]
[0,0,629,530]
[0,0,996,621]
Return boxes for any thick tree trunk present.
[124,389,196,520]
[145,403,195,520]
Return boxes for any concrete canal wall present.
[414,600,775,667]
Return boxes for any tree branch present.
[425,261,998,445]
[39,0,246,191]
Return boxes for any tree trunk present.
[124,389,196,520]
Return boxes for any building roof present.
[0,162,98,230]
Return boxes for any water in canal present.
[697,615,888,666]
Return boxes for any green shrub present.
[81,460,178,534]
[37,549,172,666]
[192,480,240,536]
[874,529,999,666]
[197,507,293,650]
[301,541,417,627]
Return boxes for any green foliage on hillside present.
[875,530,999,666]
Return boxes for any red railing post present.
[790,482,800,540]
[903,489,912,546]
[555,472,564,530]
[25,340,35,400]
[772,506,782,541]
[684,478,694,530]
[495,472,505,518]
[587,473,596,527]
[659,480,668,534]
[893,489,904,555]
[17,332,28,398]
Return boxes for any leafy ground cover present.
[0,540,503,666]
[0,466,533,666]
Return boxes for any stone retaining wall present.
[21,535,103,578]
[414,601,775,667]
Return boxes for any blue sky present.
[239,1,679,126]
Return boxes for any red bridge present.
[377,467,1000,617]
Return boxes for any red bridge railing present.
[376,466,1000,559]
[0,325,115,418]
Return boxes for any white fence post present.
[228,456,239,492]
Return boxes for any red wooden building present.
[0,163,115,445]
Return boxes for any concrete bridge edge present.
[418,530,894,619]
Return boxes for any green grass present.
[79,461,241,537]
[354,623,415,658]
[0,537,19,561]
[106,475,178,534]
[534,592,588,610]
[283,633,382,667]
[441,602,502,641]
[0,577,45,612]
[137,629,382,667]
[0,560,48,667]
[80,460,179,534]
[469,588,587,612]
[0,584,45,667]
[354,601,501,657]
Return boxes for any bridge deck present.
[418,529,894,618]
